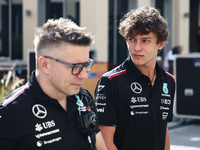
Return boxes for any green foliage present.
[0,81,5,102]
[0,71,25,102]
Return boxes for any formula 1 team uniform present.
[95,56,175,150]
[0,72,99,150]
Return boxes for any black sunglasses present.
[43,56,94,75]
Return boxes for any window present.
[109,0,129,66]
[0,0,23,60]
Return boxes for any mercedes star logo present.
[32,104,47,119]
[91,115,96,125]
[130,82,142,94]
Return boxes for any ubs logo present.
[131,96,147,103]
[32,104,47,119]
[131,82,142,94]
[35,120,56,132]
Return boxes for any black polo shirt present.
[0,72,99,150]
[95,57,175,150]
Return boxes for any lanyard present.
[75,95,96,150]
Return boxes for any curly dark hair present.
[119,6,169,44]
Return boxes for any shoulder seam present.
[2,85,29,106]
[166,72,175,82]
[108,70,127,80]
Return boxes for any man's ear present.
[38,56,50,75]
[158,41,166,50]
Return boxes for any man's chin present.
[69,88,80,96]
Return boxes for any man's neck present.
[35,72,67,111]
[134,61,156,82]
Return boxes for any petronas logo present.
[163,83,168,94]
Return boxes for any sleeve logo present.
[98,85,105,92]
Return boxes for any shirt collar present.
[123,56,166,81]
[28,71,86,102]
[123,56,144,80]
[155,62,167,81]
[28,71,52,101]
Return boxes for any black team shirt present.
[95,56,175,150]
[0,72,99,150]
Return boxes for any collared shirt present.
[0,71,99,150]
[95,56,175,150]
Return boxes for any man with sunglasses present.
[0,18,107,150]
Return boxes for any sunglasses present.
[43,56,94,75]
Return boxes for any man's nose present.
[134,41,142,51]
[77,67,88,79]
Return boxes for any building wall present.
[80,0,108,62]
[137,0,154,7]
[172,0,190,53]
[23,0,38,60]
[137,0,190,55]
[22,0,190,62]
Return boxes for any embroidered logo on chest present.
[130,82,142,94]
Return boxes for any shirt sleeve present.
[167,78,175,122]
[0,106,19,150]
[94,76,118,126]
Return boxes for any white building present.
[0,0,196,66]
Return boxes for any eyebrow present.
[141,37,152,39]
[128,36,153,39]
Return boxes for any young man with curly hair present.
[95,6,175,150]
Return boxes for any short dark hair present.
[119,6,169,44]
[34,18,94,55]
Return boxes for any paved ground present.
[169,119,200,150]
